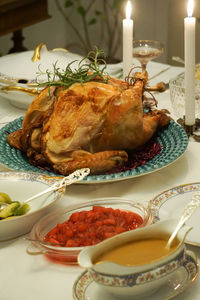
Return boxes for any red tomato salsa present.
[44,206,143,248]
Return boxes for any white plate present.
[150,183,200,246]
[73,252,198,300]
[0,171,65,241]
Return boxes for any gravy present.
[93,236,179,266]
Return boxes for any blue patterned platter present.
[0,117,188,184]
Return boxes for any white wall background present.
[0,0,199,65]
[168,0,200,65]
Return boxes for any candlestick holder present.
[177,117,200,141]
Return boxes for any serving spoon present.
[0,168,90,209]
[166,191,200,249]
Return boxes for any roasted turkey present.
[7,70,170,175]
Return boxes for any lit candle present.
[123,1,134,79]
[184,0,196,126]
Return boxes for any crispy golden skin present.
[7,71,170,175]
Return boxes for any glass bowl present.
[27,197,152,265]
[169,71,200,120]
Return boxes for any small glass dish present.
[169,71,200,120]
[27,197,152,265]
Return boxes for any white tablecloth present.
[1,61,200,300]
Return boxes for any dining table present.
[0,60,200,300]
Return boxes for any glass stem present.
[141,63,147,70]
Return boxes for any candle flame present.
[187,0,194,17]
[126,1,132,19]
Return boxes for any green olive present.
[0,192,12,204]
[14,203,30,216]
[0,202,20,219]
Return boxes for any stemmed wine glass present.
[133,40,164,70]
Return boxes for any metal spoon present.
[166,191,200,249]
[0,168,90,209]
[172,56,185,65]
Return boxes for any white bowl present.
[0,171,65,241]
[0,43,86,109]
[78,219,193,299]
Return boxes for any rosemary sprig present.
[36,48,109,89]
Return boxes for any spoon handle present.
[172,56,185,65]
[24,168,90,204]
[166,191,200,248]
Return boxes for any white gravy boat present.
[78,219,194,299]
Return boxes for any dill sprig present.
[36,48,109,89]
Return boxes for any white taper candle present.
[123,1,134,80]
[184,0,196,126]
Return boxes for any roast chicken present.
[7,70,170,175]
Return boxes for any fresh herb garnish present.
[36,48,109,89]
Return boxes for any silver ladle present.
[166,191,200,249]
[0,168,90,209]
